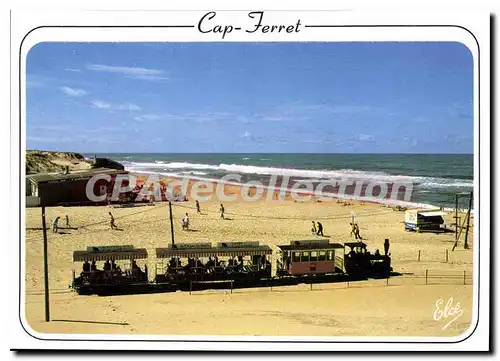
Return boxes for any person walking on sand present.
[65,215,70,228]
[350,223,357,238]
[220,204,225,220]
[195,200,201,214]
[316,222,324,237]
[311,221,317,235]
[354,223,362,240]
[109,212,118,230]
[52,216,60,233]
[182,213,190,231]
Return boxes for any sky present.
[26,42,473,153]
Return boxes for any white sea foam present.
[125,161,473,190]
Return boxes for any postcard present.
[8,5,491,352]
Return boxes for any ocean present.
[87,153,474,210]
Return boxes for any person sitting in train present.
[169,257,177,268]
[206,257,215,268]
[261,255,267,269]
[374,249,381,257]
[82,261,91,273]
[103,260,111,271]
[90,260,97,272]
[111,260,117,271]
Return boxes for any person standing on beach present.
[182,213,190,231]
[52,216,60,233]
[220,204,225,220]
[384,239,390,256]
[311,221,317,235]
[65,215,70,228]
[196,200,201,214]
[109,212,118,230]
[316,222,324,237]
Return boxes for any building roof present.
[73,245,148,262]
[156,243,273,258]
[420,211,447,217]
[277,239,345,251]
[27,168,128,184]
[344,242,367,248]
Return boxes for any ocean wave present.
[121,167,456,211]
[180,171,209,176]
[125,161,472,189]
[416,178,473,189]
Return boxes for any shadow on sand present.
[52,319,130,326]
[77,272,403,297]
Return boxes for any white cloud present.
[134,114,163,122]
[91,100,141,111]
[126,75,169,82]
[91,100,111,109]
[262,116,285,122]
[60,86,87,97]
[358,134,374,141]
[64,68,81,72]
[242,131,251,139]
[87,64,163,75]
[86,64,168,80]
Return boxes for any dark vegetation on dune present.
[25,150,90,174]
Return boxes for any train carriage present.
[155,241,273,284]
[276,239,345,276]
[72,245,148,295]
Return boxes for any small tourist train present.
[71,239,392,295]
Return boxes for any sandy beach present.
[24,177,475,338]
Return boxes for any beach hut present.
[25,168,129,206]
[404,209,446,232]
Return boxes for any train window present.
[292,252,300,262]
[318,251,326,261]
[310,251,318,261]
[327,251,333,260]
[301,252,310,262]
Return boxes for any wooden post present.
[452,194,459,251]
[463,270,466,285]
[310,282,313,291]
[347,279,349,288]
[446,249,449,263]
[386,276,389,286]
[169,201,175,246]
[418,250,421,262]
[464,192,473,250]
[230,280,233,294]
[189,280,192,295]
[455,194,459,240]
[41,206,50,322]
[425,269,428,285]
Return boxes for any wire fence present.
[188,269,473,296]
